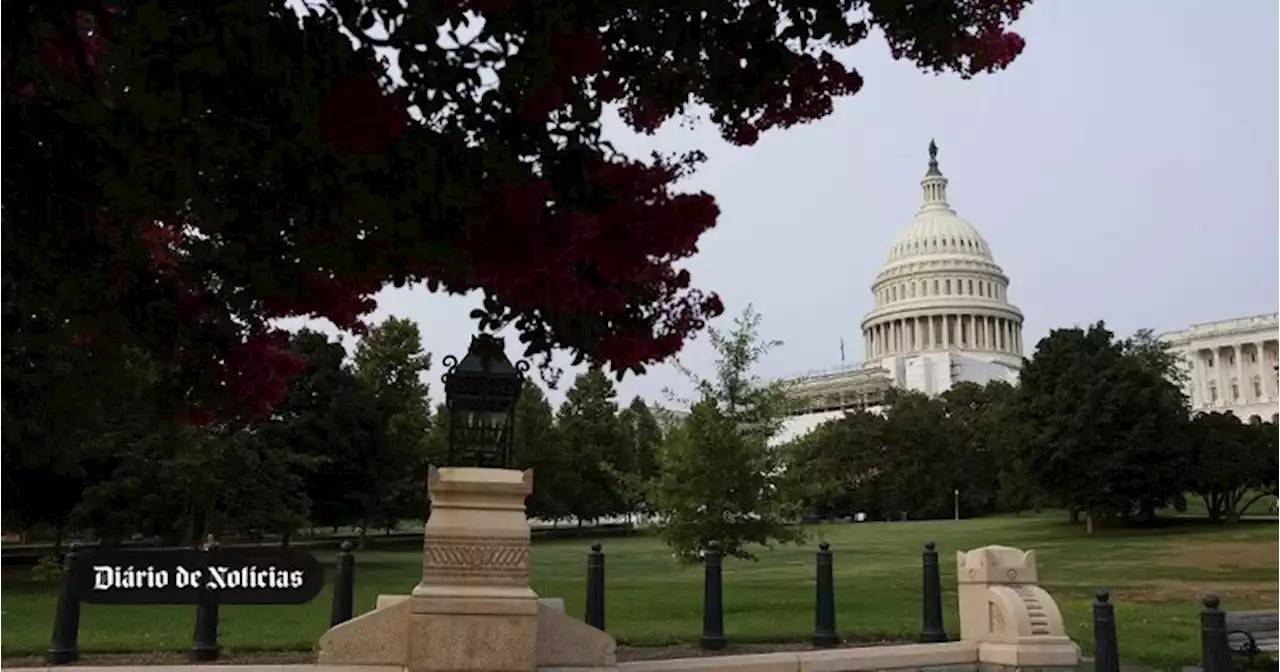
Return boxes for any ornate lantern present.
[441,334,527,468]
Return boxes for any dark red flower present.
[318,73,410,154]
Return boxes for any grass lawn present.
[3,515,1276,670]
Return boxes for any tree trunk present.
[1136,498,1156,525]
[1085,513,1094,535]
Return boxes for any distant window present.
[945,279,951,294]
[1206,357,1214,368]
[1253,378,1263,398]
[1209,384,1218,403]
[1228,355,1235,366]
[978,283,985,297]
[891,286,897,301]
[933,280,939,294]
[1231,383,1239,401]
[967,279,974,294]
[1250,352,1257,363]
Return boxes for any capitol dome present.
[859,141,1024,368]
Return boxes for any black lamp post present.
[441,334,527,468]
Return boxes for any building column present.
[1015,324,1021,355]
[1235,344,1245,404]
[942,315,951,348]
[1259,337,1269,401]
[925,315,934,350]
[1210,348,1221,407]
[1198,349,1212,407]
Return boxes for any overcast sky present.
[288,0,1280,410]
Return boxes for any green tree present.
[262,330,385,533]
[1187,413,1279,523]
[938,381,1029,516]
[1017,322,1193,529]
[512,382,571,522]
[615,396,664,520]
[353,317,433,532]
[425,403,450,467]
[557,368,625,524]
[878,390,965,520]
[782,409,887,519]
[1,315,136,546]
[655,306,803,563]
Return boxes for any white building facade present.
[1160,313,1280,423]
[777,142,1025,443]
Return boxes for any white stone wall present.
[1160,313,1280,423]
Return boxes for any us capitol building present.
[775,142,1278,444]
[776,142,1025,442]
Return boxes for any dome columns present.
[863,313,1023,359]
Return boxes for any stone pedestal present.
[956,545,1081,671]
[409,467,539,672]
[318,467,615,672]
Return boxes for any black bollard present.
[920,542,947,643]
[813,541,838,647]
[47,542,84,665]
[1092,591,1120,672]
[700,540,726,651]
[1200,595,1231,672]
[191,541,221,662]
[585,542,606,632]
[330,541,356,627]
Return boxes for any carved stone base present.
[317,468,616,672]
[956,546,1081,671]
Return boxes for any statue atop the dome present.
[927,139,942,176]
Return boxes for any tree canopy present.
[655,306,802,562]
[5,0,1031,419]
